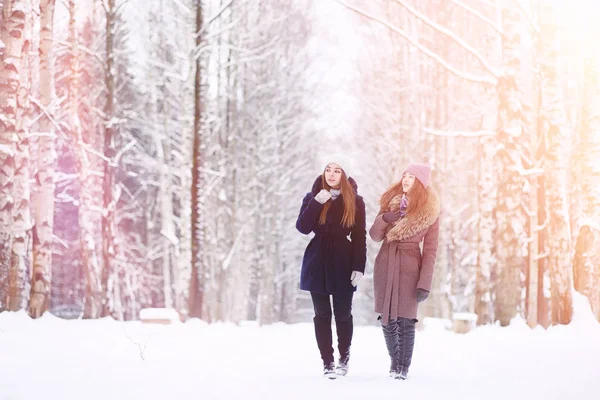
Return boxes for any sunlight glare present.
[549,0,598,45]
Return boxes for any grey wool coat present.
[369,188,441,324]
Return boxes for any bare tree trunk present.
[525,169,539,327]
[537,136,550,327]
[525,112,541,328]
[8,0,34,312]
[473,3,502,322]
[0,0,28,311]
[101,0,117,317]
[476,136,496,324]
[572,38,600,319]
[260,217,276,325]
[67,0,103,318]
[526,19,542,328]
[494,2,526,326]
[573,226,597,296]
[189,0,206,319]
[156,136,175,309]
[30,0,56,318]
[538,1,573,325]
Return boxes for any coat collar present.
[385,187,440,242]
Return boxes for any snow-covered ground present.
[2,294,599,400]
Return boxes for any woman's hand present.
[314,189,332,204]
[382,208,402,223]
[350,271,363,287]
[416,288,429,302]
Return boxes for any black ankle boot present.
[313,315,334,374]
[335,316,353,376]
[323,361,336,379]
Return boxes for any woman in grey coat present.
[369,162,440,380]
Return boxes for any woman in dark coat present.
[369,162,440,380]
[296,155,366,379]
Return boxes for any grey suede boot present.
[381,318,401,378]
[396,317,416,380]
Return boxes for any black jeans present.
[311,291,354,366]
[310,291,354,321]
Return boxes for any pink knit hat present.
[403,163,431,188]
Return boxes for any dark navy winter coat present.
[296,176,366,294]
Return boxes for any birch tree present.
[493,2,527,326]
[189,0,206,319]
[0,0,28,311]
[101,0,118,317]
[7,0,34,312]
[538,1,573,324]
[131,0,194,314]
[67,0,104,318]
[572,39,600,318]
[30,0,56,317]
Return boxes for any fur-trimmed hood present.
[311,175,358,196]
[385,187,440,242]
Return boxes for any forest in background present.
[0,0,598,328]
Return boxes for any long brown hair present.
[319,172,356,228]
[378,177,428,214]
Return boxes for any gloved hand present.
[314,189,332,204]
[416,288,429,303]
[350,271,363,287]
[382,208,402,223]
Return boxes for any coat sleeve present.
[351,197,367,273]
[368,212,389,242]
[417,216,440,291]
[296,193,324,235]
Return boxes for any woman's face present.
[402,173,416,193]
[325,163,343,189]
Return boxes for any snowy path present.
[1,307,599,400]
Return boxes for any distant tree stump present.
[139,308,180,324]
[452,312,478,334]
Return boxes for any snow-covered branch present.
[196,0,236,38]
[513,0,540,34]
[424,128,497,137]
[333,0,497,86]
[395,0,501,78]
[447,0,504,36]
